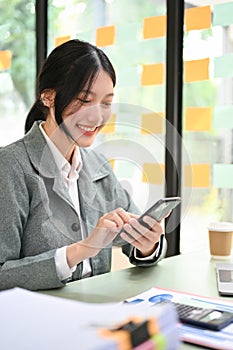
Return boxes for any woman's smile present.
[76,123,101,137]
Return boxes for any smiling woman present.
[0,39,167,291]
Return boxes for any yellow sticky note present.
[184,58,210,83]
[143,15,166,39]
[142,163,165,185]
[100,114,116,134]
[141,112,164,134]
[109,159,115,169]
[141,63,164,86]
[0,50,12,70]
[96,25,115,47]
[54,35,71,47]
[184,164,210,188]
[185,107,212,131]
[185,6,211,31]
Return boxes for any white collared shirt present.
[39,123,91,280]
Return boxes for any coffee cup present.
[207,222,233,259]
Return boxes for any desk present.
[42,251,233,350]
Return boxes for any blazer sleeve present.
[0,149,64,291]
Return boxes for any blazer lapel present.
[23,122,75,210]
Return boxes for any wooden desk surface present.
[41,251,233,350]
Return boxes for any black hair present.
[25,39,116,134]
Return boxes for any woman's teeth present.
[78,124,96,132]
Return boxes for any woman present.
[0,39,167,291]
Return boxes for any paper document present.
[0,287,179,350]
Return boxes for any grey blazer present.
[0,122,167,291]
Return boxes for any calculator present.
[159,301,233,331]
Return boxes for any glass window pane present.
[48,0,167,213]
[182,1,233,253]
[0,0,36,146]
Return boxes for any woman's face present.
[62,70,114,148]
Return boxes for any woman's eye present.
[101,102,112,108]
[78,98,91,104]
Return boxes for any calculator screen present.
[200,311,223,322]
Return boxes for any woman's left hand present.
[120,215,164,257]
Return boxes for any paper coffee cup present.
[207,222,233,259]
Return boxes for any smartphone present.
[121,197,181,232]
[216,263,233,296]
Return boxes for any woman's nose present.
[86,104,104,124]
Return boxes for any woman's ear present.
[40,89,56,108]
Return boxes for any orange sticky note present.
[184,164,210,188]
[184,58,210,83]
[54,35,71,47]
[142,163,165,185]
[185,107,212,131]
[185,6,211,31]
[141,63,164,86]
[143,15,166,39]
[96,25,115,47]
[0,50,12,70]
[141,112,165,134]
[100,114,116,134]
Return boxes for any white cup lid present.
[208,221,233,232]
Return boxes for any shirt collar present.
[39,122,82,181]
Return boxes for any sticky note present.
[213,105,233,128]
[54,35,71,47]
[142,163,165,185]
[184,58,210,83]
[213,164,233,188]
[143,16,166,39]
[100,114,116,134]
[214,54,233,78]
[109,159,115,169]
[141,112,164,134]
[184,164,210,188]
[185,107,212,131]
[185,6,211,31]
[0,50,12,70]
[141,63,164,86]
[213,2,233,27]
[96,25,115,47]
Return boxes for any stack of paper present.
[0,288,180,350]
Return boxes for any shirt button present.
[71,223,79,232]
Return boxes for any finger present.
[121,223,141,242]
[127,212,139,219]
[115,208,132,223]
[102,211,124,227]
[129,218,150,236]
[120,229,135,244]
[102,219,120,234]
[143,216,163,234]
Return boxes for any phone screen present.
[216,263,233,296]
[139,197,181,222]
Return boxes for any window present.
[48,0,167,214]
[181,0,233,253]
[0,0,36,146]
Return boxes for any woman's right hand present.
[66,208,132,268]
